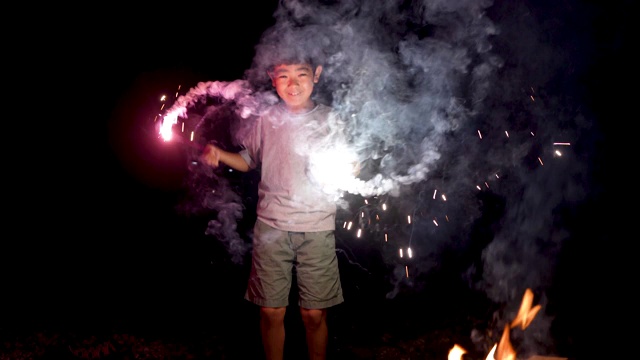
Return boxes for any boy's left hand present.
[201,144,221,167]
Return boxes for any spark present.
[553,142,571,146]
[433,189,437,199]
[477,130,483,139]
[433,219,439,226]
[537,157,544,165]
[505,130,509,138]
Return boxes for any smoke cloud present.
[164,0,597,355]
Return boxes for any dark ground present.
[0,265,552,360]
[1,188,598,360]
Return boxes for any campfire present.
[448,288,565,360]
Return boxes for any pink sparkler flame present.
[159,114,177,142]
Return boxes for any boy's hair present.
[247,47,321,90]
[244,24,328,89]
[267,56,317,73]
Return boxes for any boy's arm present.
[200,144,250,172]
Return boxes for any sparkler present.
[154,79,272,156]
[151,78,574,305]
[153,86,204,152]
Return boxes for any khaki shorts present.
[244,220,344,309]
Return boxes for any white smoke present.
[168,1,597,355]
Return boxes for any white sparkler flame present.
[307,144,360,197]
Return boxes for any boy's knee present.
[300,308,326,328]
[260,306,286,323]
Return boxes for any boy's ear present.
[313,65,323,83]
[267,70,276,86]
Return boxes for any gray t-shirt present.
[239,103,345,232]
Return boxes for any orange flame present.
[495,324,516,360]
[447,344,466,360]
[510,288,541,330]
[448,288,540,360]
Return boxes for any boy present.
[200,57,346,360]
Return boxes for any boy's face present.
[269,63,323,113]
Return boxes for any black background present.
[3,1,632,359]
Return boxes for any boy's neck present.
[282,100,316,114]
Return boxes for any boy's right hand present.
[201,144,221,167]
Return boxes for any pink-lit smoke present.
[163,1,597,357]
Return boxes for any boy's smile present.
[269,63,323,113]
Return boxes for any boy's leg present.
[245,220,295,360]
[260,306,287,360]
[300,307,328,360]
[295,230,344,360]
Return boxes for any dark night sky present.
[7,0,282,329]
[4,0,632,358]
